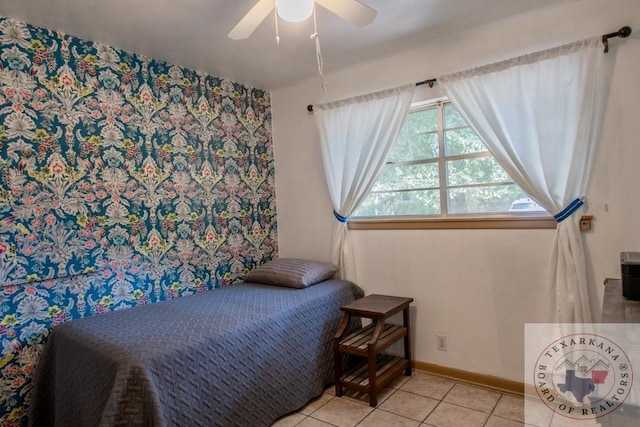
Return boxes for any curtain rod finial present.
[602,26,632,53]
[307,104,314,112]
[619,26,632,38]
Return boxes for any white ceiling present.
[0,0,574,90]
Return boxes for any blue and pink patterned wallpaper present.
[0,16,277,424]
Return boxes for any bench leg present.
[403,307,412,376]
[367,349,377,407]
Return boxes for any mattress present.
[28,279,364,427]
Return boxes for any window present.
[352,100,551,226]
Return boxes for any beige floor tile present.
[424,402,489,427]
[309,396,374,427]
[374,386,398,404]
[524,398,553,427]
[378,390,439,422]
[358,409,421,427]
[387,372,413,389]
[494,394,525,422]
[547,412,605,427]
[271,412,307,427]
[324,384,337,396]
[400,373,455,400]
[339,386,396,406]
[548,413,599,426]
[443,383,501,413]
[485,415,525,427]
[296,417,337,427]
[300,393,334,415]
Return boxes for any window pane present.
[447,157,510,186]
[445,128,486,156]
[448,185,529,214]
[401,108,437,135]
[352,100,547,220]
[390,132,438,162]
[355,190,441,216]
[373,163,439,191]
[444,103,466,128]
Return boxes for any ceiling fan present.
[228,0,377,40]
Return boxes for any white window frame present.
[349,99,555,230]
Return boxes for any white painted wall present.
[271,0,640,382]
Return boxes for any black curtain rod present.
[307,26,632,113]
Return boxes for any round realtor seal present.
[533,333,633,420]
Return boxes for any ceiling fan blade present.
[315,0,377,27]
[228,0,275,40]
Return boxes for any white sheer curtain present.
[314,84,415,280]
[440,37,610,323]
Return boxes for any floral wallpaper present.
[0,16,277,425]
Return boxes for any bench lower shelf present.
[339,353,408,393]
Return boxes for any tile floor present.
[271,371,540,427]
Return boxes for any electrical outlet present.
[437,334,447,351]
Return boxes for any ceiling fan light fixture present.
[276,0,314,23]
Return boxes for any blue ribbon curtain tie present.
[333,210,348,224]
[554,198,584,223]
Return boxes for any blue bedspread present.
[29,280,363,427]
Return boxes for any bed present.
[28,261,363,427]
